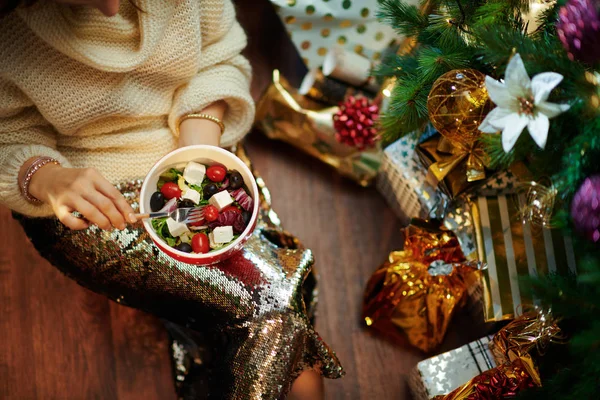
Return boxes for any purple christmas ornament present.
[557,0,600,65]
[571,175,600,242]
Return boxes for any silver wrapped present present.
[377,136,448,220]
[408,335,496,400]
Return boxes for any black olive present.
[203,183,219,198]
[150,191,165,212]
[178,199,196,208]
[241,210,251,225]
[175,242,193,253]
[229,170,243,190]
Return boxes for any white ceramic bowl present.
[140,145,259,265]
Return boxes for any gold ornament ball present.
[427,69,492,145]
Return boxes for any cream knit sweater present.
[0,0,255,217]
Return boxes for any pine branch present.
[554,115,600,202]
[372,53,418,81]
[417,46,472,81]
[380,75,430,139]
[376,0,428,37]
[424,13,469,50]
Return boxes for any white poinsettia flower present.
[478,53,570,152]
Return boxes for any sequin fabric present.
[14,147,343,399]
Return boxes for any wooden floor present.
[0,2,496,398]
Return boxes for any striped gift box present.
[408,336,496,400]
[472,195,577,322]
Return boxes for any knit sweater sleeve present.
[0,78,72,217]
[168,0,255,148]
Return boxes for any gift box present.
[377,135,449,220]
[489,309,562,367]
[255,70,382,186]
[436,357,540,400]
[416,135,489,199]
[471,194,577,322]
[270,0,407,70]
[435,310,561,399]
[363,219,482,353]
[408,335,496,400]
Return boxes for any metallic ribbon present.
[417,136,488,198]
[434,358,540,400]
[13,144,343,399]
[363,219,482,353]
[255,69,382,187]
[489,309,563,367]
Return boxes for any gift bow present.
[426,137,488,187]
[490,308,564,366]
[434,358,540,400]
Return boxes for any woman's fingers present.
[55,205,90,230]
[83,189,126,230]
[37,166,135,230]
[94,178,137,223]
[72,196,112,230]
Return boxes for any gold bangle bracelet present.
[177,113,225,136]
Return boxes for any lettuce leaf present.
[151,217,177,247]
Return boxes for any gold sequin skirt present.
[14,148,343,399]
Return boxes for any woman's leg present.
[14,183,342,398]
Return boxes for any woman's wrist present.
[179,118,222,147]
[19,157,62,204]
[177,100,228,147]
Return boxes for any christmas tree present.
[376,0,600,398]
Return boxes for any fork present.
[135,207,205,224]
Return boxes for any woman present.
[0,0,341,398]
[0,0,252,225]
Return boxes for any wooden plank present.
[0,209,38,400]
[0,208,175,400]
[110,304,175,400]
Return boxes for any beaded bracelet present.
[177,113,225,136]
[20,156,60,204]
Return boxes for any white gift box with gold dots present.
[270,0,418,69]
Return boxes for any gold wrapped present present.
[471,194,577,321]
[255,70,383,187]
[362,219,482,353]
[489,309,563,367]
[416,135,489,198]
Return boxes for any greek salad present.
[149,161,253,254]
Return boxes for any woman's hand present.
[27,164,136,230]
[178,100,227,148]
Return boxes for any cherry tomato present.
[221,205,241,215]
[160,182,182,200]
[206,165,227,182]
[204,205,219,222]
[191,233,210,254]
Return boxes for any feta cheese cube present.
[181,188,200,204]
[208,190,234,211]
[208,232,219,249]
[183,161,206,186]
[166,217,189,237]
[212,226,234,243]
